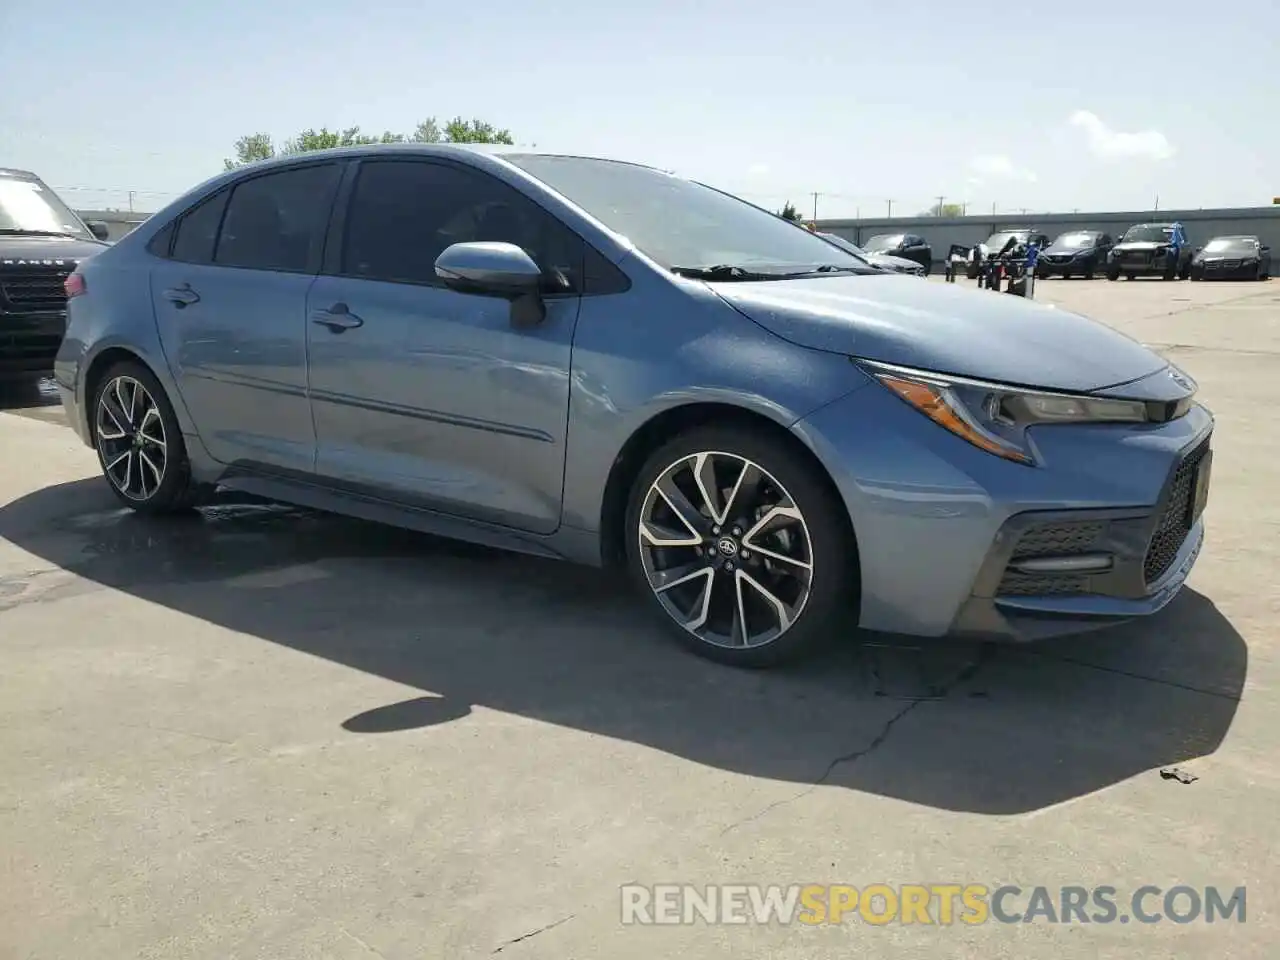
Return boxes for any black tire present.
[623,425,857,668]
[1106,266,1120,281]
[1083,266,1094,280]
[1061,268,1072,280]
[1126,272,1136,280]
[90,359,203,514]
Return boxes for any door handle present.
[164,284,200,308]
[310,302,364,333]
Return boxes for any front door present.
[306,158,582,535]
[150,161,341,473]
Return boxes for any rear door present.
[150,161,342,473]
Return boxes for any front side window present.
[214,164,341,272]
[340,160,584,291]
[500,154,872,276]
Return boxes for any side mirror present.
[86,220,110,242]
[435,241,546,327]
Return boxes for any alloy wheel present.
[95,375,168,501]
[637,451,814,649]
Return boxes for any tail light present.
[64,272,86,299]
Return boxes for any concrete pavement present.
[1,277,1277,958]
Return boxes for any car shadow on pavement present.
[0,479,1247,815]
[0,378,60,410]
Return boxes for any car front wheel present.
[624,426,856,667]
[92,360,201,514]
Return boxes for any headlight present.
[855,360,1150,466]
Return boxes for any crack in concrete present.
[719,648,993,837]
[491,914,575,954]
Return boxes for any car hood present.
[867,253,921,272]
[712,274,1167,393]
[1043,244,1092,256]
[0,235,109,265]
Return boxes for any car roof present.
[225,142,662,174]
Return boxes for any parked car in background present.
[56,144,1213,668]
[965,228,1050,279]
[1,167,111,385]
[1106,222,1193,281]
[861,233,932,273]
[818,232,926,276]
[1190,235,1271,281]
[1035,230,1113,280]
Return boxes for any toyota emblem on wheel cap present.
[716,537,739,557]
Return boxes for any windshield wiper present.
[0,228,79,237]
[670,264,784,281]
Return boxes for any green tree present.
[778,201,803,222]
[920,202,966,217]
[223,116,515,169]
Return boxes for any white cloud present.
[746,162,770,176]
[968,154,1037,183]
[1068,110,1175,161]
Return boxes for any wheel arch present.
[82,346,153,441]
[597,401,859,573]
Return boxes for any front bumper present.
[1110,251,1177,275]
[792,383,1214,641]
[1194,260,1259,280]
[0,310,65,380]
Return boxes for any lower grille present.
[0,268,72,312]
[996,520,1106,597]
[1143,438,1210,584]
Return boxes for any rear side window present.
[214,164,341,273]
[170,190,229,264]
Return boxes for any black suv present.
[861,232,933,273]
[1,168,110,384]
[1106,223,1193,281]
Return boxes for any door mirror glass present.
[435,241,543,297]
[86,220,110,241]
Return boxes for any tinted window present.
[501,154,871,274]
[214,164,340,272]
[341,160,584,291]
[170,190,229,263]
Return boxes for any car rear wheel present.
[1106,266,1120,281]
[92,360,202,514]
[624,426,856,668]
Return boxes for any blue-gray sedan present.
[54,145,1213,667]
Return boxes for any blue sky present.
[1,0,1273,218]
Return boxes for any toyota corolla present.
[55,145,1214,667]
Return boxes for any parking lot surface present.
[2,277,1277,958]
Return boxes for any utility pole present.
[935,195,945,216]
[1154,194,1159,211]
[961,202,968,216]
[992,201,997,215]
[128,190,135,213]
[811,192,820,223]
[886,199,893,218]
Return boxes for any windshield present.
[1121,224,1174,243]
[983,231,1027,249]
[817,233,871,259]
[1052,232,1096,249]
[1203,237,1256,254]
[0,173,91,238]
[501,155,871,276]
[861,234,903,253]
